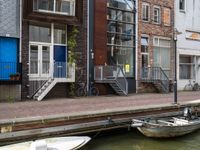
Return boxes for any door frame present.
[29,42,53,80]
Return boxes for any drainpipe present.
[19,0,22,63]
[87,0,94,95]
[135,0,138,93]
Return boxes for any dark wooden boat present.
[132,117,200,138]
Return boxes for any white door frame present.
[29,42,53,80]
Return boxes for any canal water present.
[82,129,200,150]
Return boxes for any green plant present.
[67,26,79,97]
[68,26,79,64]
[7,96,14,103]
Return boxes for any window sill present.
[34,10,75,17]
[152,22,161,25]
[179,10,186,13]
[142,20,150,23]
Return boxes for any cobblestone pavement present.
[0,91,200,120]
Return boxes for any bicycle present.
[184,80,200,91]
[75,82,99,97]
[75,67,99,97]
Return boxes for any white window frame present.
[141,36,149,68]
[29,23,67,80]
[34,0,76,16]
[29,43,53,80]
[142,3,150,22]
[153,37,171,76]
[153,6,161,24]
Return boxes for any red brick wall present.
[137,0,175,92]
[22,1,88,99]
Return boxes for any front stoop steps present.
[33,78,57,101]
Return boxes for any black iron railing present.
[141,67,169,93]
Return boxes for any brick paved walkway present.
[0,91,200,120]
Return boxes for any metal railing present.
[0,62,22,80]
[94,65,128,94]
[29,62,75,98]
[141,67,169,92]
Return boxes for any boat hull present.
[0,136,91,150]
[137,122,200,138]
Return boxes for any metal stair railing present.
[94,65,128,95]
[141,67,169,93]
[29,62,75,99]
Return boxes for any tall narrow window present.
[142,3,150,22]
[30,45,39,74]
[163,8,171,26]
[153,37,171,77]
[141,37,149,68]
[54,24,67,44]
[153,6,161,24]
[179,0,185,11]
[42,46,50,74]
[107,0,135,77]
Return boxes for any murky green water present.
[82,129,200,150]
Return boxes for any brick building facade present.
[137,0,174,93]
[21,0,88,100]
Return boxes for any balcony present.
[0,62,22,84]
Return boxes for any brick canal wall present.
[0,102,200,145]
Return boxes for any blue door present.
[54,45,67,78]
[0,37,18,80]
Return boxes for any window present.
[153,37,171,77]
[142,3,150,22]
[179,0,185,11]
[29,23,67,78]
[34,0,75,16]
[179,56,195,79]
[30,45,39,74]
[56,0,75,15]
[54,24,67,44]
[141,37,149,68]
[33,0,54,11]
[42,46,50,74]
[163,8,171,26]
[107,0,136,77]
[153,6,161,24]
[29,23,51,43]
[108,0,134,10]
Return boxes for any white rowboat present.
[0,136,91,150]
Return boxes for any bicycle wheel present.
[76,87,86,97]
[193,83,200,91]
[90,87,99,96]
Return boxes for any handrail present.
[141,67,169,92]
[29,62,75,98]
[116,65,128,95]
[94,65,128,95]
[29,79,50,99]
